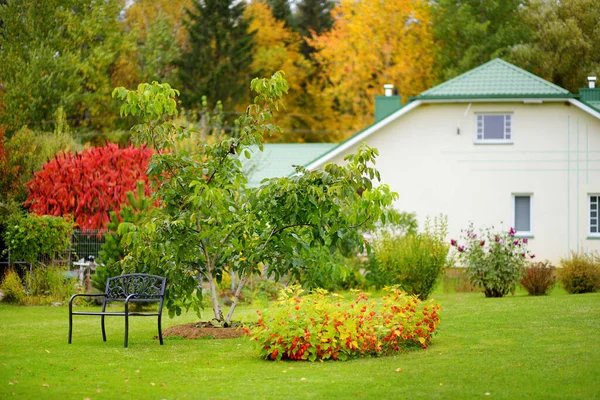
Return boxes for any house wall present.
[328,101,600,265]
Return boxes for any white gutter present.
[568,98,600,120]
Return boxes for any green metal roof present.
[416,58,571,100]
[579,88,600,112]
[241,143,338,186]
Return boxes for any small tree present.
[114,73,399,323]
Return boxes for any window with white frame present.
[513,194,532,235]
[476,114,513,143]
[590,195,600,236]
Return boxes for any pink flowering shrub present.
[451,224,533,297]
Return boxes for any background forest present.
[0,0,599,207]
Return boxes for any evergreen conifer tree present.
[178,0,255,111]
[295,0,334,56]
[266,0,294,29]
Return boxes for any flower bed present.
[244,286,441,361]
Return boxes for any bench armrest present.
[69,293,107,307]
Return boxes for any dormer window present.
[475,113,513,144]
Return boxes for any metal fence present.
[69,229,108,264]
[0,229,108,271]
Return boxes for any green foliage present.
[3,214,72,265]
[244,285,441,361]
[178,0,255,110]
[559,251,600,294]
[137,13,181,85]
[0,0,132,132]
[113,73,398,323]
[452,224,532,297]
[520,260,557,296]
[0,269,26,304]
[25,265,78,302]
[508,0,600,93]
[372,215,450,300]
[1,120,76,203]
[432,0,529,81]
[297,251,366,292]
[363,212,418,290]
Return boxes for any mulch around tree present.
[163,322,246,340]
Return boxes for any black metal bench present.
[68,273,166,348]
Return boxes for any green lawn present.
[1,288,599,399]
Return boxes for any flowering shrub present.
[244,285,441,361]
[520,260,556,296]
[451,224,533,297]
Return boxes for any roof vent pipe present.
[588,76,597,89]
[384,84,394,97]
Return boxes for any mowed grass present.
[1,287,599,400]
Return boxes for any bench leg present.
[68,309,73,344]
[158,314,163,345]
[101,315,106,342]
[124,314,129,348]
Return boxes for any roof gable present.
[417,59,571,100]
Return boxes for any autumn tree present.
[308,0,436,137]
[119,0,192,87]
[432,0,529,82]
[246,1,315,141]
[178,0,255,112]
[508,0,600,93]
[0,0,132,133]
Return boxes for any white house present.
[304,59,600,265]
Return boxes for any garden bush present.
[0,268,27,304]
[559,251,600,294]
[371,215,450,299]
[298,251,367,292]
[520,260,556,296]
[26,143,155,229]
[364,212,418,290]
[26,265,78,303]
[452,224,532,297]
[2,213,72,265]
[244,285,441,361]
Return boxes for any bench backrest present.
[105,274,166,301]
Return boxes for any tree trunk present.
[225,274,248,324]
[205,264,224,321]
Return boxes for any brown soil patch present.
[163,322,245,340]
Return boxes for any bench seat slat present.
[71,311,160,316]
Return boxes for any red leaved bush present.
[25,143,155,229]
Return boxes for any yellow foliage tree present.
[245,1,318,142]
[307,0,436,137]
